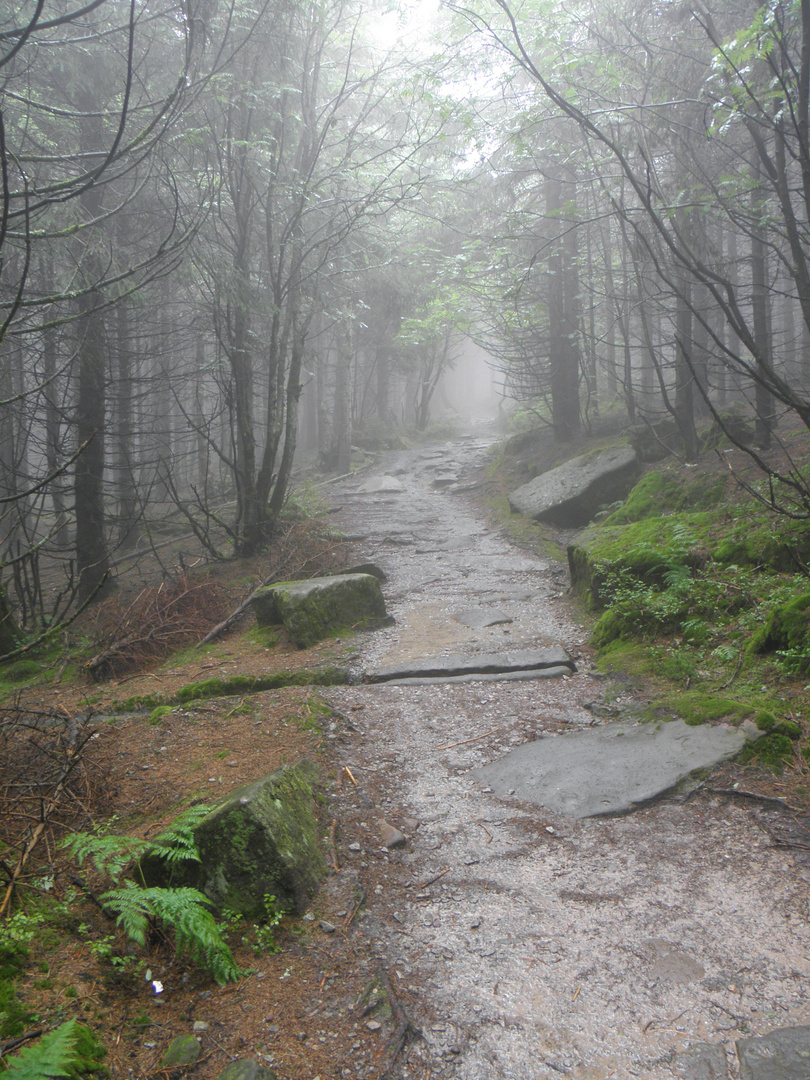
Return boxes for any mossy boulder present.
[250,573,388,648]
[508,446,640,527]
[218,1062,278,1080]
[750,591,810,672]
[141,760,326,918]
[162,1035,201,1067]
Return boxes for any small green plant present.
[0,1018,106,1079]
[221,894,284,956]
[64,807,239,985]
[252,895,284,955]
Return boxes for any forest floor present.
[4,421,810,1080]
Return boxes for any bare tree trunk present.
[546,172,580,439]
[74,103,111,601]
[675,274,699,460]
[751,159,776,448]
[115,298,139,550]
[335,329,353,475]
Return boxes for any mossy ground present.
[489,422,810,779]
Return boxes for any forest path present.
[321,427,810,1080]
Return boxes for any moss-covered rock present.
[141,761,326,918]
[508,446,640,527]
[162,1035,201,1067]
[250,573,388,648]
[750,591,810,672]
[218,1061,278,1080]
[567,515,709,609]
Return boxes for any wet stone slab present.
[672,1042,729,1079]
[452,606,513,629]
[737,1026,810,1080]
[363,646,574,684]
[474,719,755,819]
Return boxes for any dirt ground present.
[4,425,810,1080]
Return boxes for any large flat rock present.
[508,446,639,527]
[364,646,574,683]
[474,719,753,818]
[737,1026,810,1080]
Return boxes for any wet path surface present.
[321,431,810,1080]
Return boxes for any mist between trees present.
[1,0,809,652]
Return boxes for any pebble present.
[319,921,337,933]
[348,842,362,852]
[365,1021,382,1031]
[192,1021,208,1032]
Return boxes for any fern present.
[64,806,240,986]
[64,805,212,884]
[62,833,148,884]
[2,1020,79,1079]
[99,885,239,985]
[150,804,212,866]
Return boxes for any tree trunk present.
[546,173,580,439]
[675,275,699,460]
[115,298,139,550]
[751,159,776,448]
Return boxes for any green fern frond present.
[99,885,239,985]
[98,883,152,948]
[2,1019,79,1079]
[62,833,149,883]
[148,805,211,865]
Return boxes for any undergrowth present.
[564,465,810,766]
[63,805,240,985]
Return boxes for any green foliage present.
[0,660,44,686]
[64,807,239,985]
[100,885,238,985]
[750,592,810,674]
[239,894,284,956]
[0,1019,105,1079]
[111,693,166,714]
[603,470,725,525]
[296,694,334,731]
[652,692,754,727]
[0,912,47,1039]
[147,706,174,726]
[741,733,797,771]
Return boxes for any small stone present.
[379,819,407,849]
[303,912,316,921]
[402,818,419,831]
[192,1021,209,1032]
[319,921,336,933]
[365,1021,382,1031]
[348,842,362,852]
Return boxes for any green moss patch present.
[650,692,754,727]
[750,591,810,673]
[175,666,349,703]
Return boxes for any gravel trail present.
[321,431,810,1080]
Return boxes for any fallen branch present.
[410,866,450,890]
[345,887,366,929]
[0,713,94,917]
[328,819,340,871]
[0,1028,45,1057]
[377,966,421,1079]
[436,728,502,751]
[708,788,802,814]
